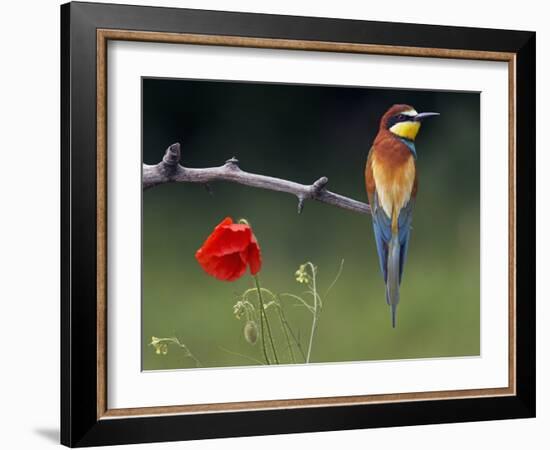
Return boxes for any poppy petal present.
[196,217,235,253]
[247,237,262,275]
[211,228,252,257]
[199,225,252,258]
[198,253,247,281]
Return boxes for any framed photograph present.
[61,1,535,447]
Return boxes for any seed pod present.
[244,320,258,345]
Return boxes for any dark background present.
[142,78,480,370]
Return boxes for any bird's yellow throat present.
[389,121,421,140]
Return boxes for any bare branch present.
[143,143,371,216]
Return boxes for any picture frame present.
[61,1,535,447]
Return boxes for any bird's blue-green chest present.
[399,138,417,159]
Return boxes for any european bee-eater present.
[365,104,439,328]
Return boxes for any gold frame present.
[96,29,516,420]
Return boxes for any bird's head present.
[380,104,439,141]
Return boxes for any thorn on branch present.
[297,178,328,214]
[225,157,240,170]
[311,177,328,195]
[297,196,305,214]
[162,143,181,166]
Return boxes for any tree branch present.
[143,143,371,216]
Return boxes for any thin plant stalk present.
[254,275,279,364]
[254,283,271,365]
[275,296,307,361]
[150,336,202,367]
[306,262,319,364]
[219,347,266,365]
[275,305,296,363]
[281,312,307,362]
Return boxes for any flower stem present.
[254,282,270,365]
[254,275,279,364]
[276,303,296,364]
[283,318,307,362]
[306,262,319,364]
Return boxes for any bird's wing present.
[372,194,415,284]
[366,146,392,282]
[371,190,392,282]
[397,164,417,282]
[366,147,389,282]
[397,198,415,283]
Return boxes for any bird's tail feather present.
[390,304,397,329]
[386,233,401,328]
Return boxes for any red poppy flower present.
[195,217,262,281]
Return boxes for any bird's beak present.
[414,112,440,121]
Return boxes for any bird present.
[365,104,439,328]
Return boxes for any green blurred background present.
[142,78,480,370]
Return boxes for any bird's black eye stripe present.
[387,113,409,128]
